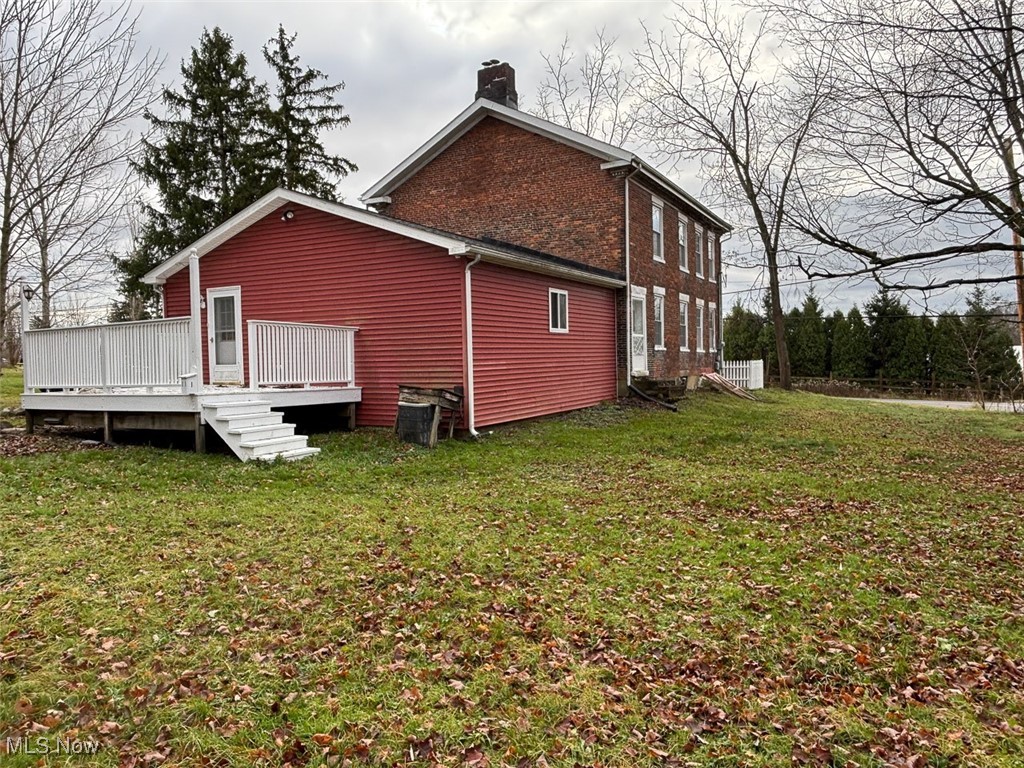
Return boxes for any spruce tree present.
[261,26,356,199]
[722,302,764,360]
[789,291,827,377]
[117,28,270,314]
[831,305,871,379]
[932,313,966,385]
[865,289,911,381]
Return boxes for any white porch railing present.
[23,317,192,391]
[248,320,357,389]
[720,359,765,390]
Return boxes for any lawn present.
[1,392,1022,766]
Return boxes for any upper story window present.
[549,289,568,333]
[679,293,690,351]
[707,233,716,280]
[695,227,705,278]
[652,200,664,262]
[679,216,689,272]
[653,286,666,349]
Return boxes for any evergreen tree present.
[116,28,270,313]
[959,288,1022,400]
[864,289,911,380]
[723,302,764,360]
[261,26,357,199]
[824,309,843,377]
[831,305,871,379]
[889,314,929,382]
[932,312,966,385]
[789,290,827,377]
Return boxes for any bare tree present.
[780,0,1024,298]
[0,0,158,353]
[633,1,834,389]
[532,30,640,147]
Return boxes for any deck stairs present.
[202,397,320,462]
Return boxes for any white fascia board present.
[361,98,633,201]
[634,164,732,233]
[142,188,469,285]
[467,244,625,289]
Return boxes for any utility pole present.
[1004,139,1024,353]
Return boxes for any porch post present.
[19,282,31,393]
[188,249,203,385]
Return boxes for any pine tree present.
[789,290,827,377]
[824,309,843,377]
[889,314,929,382]
[831,305,871,379]
[959,288,1021,402]
[932,313,966,385]
[261,26,356,199]
[864,289,911,381]
[116,27,270,314]
[723,302,764,360]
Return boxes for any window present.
[549,289,568,333]
[709,302,717,351]
[695,227,704,278]
[707,233,716,281]
[678,216,689,272]
[679,293,690,351]
[696,299,705,351]
[652,200,664,262]
[653,286,666,349]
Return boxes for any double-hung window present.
[679,216,689,272]
[679,293,690,351]
[709,302,717,351]
[696,299,706,351]
[695,227,705,278]
[653,286,666,349]
[652,200,664,262]
[549,289,568,333]
[708,234,716,281]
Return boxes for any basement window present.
[549,289,568,333]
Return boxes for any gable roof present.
[360,98,731,233]
[141,188,625,289]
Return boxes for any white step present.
[257,446,321,462]
[203,400,272,418]
[228,423,296,440]
[240,435,309,457]
[219,412,284,430]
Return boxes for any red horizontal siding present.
[471,263,617,426]
[163,204,464,427]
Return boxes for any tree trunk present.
[767,252,792,390]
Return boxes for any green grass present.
[0,366,23,410]
[2,391,1023,766]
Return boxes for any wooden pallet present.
[701,372,759,401]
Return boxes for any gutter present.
[463,253,483,437]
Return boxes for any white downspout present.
[464,253,483,437]
[623,164,641,389]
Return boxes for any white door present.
[631,292,648,375]
[207,286,243,385]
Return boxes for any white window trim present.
[709,301,718,351]
[679,292,690,352]
[696,298,706,352]
[679,216,689,273]
[653,286,666,350]
[549,288,568,333]
[695,226,705,279]
[652,198,664,263]
[707,233,716,281]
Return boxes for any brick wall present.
[626,179,723,379]
[383,117,626,274]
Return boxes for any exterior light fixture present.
[281,209,295,222]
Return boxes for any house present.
[362,62,731,392]
[17,63,727,460]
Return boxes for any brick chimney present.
[476,60,518,110]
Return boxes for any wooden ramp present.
[702,372,759,401]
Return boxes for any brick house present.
[362,62,731,394]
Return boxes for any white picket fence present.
[23,317,192,391]
[248,320,357,389]
[720,359,765,390]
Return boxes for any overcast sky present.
[130,0,1010,315]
